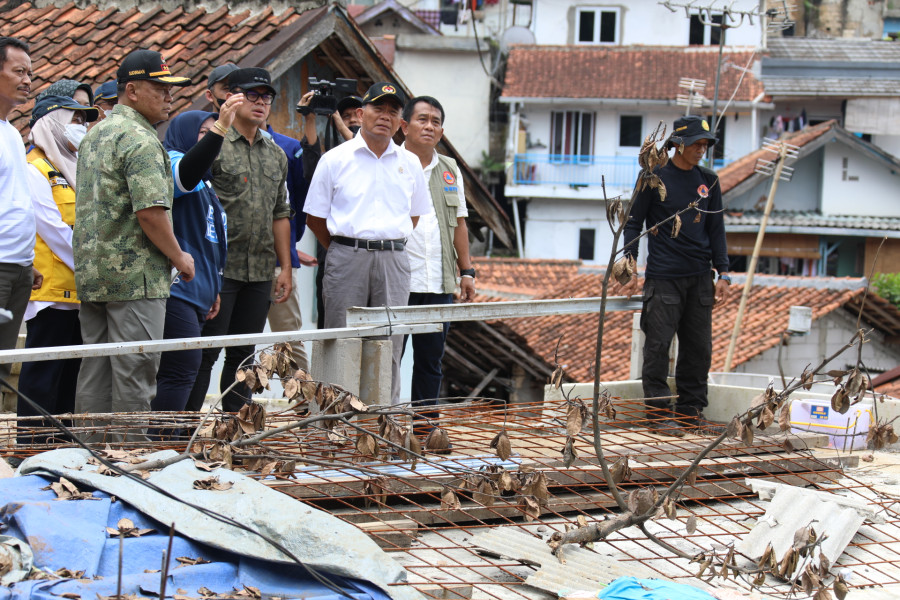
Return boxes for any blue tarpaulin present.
[597,576,716,600]
[0,473,391,600]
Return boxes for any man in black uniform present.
[622,115,731,433]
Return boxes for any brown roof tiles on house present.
[0,2,309,133]
[502,45,765,102]
[467,259,898,383]
[718,120,836,194]
[473,257,582,298]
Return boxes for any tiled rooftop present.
[471,259,897,383]
[472,257,581,298]
[0,2,311,132]
[766,38,900,63]
[718,120,836,194]
[502,45,764,102]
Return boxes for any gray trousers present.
[268,267,310,371]
[75,298,166,415]
[323,243,410,404]
[0,263,33,382]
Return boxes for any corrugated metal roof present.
[471,527,662,594]
[725,212,900,231]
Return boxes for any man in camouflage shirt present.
[186,67,292,413]
[74,49,194,419]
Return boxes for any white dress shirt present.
[402,145,468,294]
[0,120,36,266]
[305,134,430,239]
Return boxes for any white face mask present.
[64,123,87,150]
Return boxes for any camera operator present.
[296,88,362,327]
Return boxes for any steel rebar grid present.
[4,397,900,599]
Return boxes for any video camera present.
[301,77,358,117]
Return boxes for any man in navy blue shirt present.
[623,115,731,434]
[265,121,316,371]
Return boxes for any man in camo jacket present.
[74,49,194,418]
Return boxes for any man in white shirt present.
[400,96,475,426]
[0,36,42,385]
[306,82,430,404]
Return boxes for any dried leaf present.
[610,456,631,484]
[741,419,755,445]
[473,478,496,507]
[696,557,711,578]
[752,571,766,587]
[801,368,815,391]
[626,488,656,515]
[566,402,585,436]
[424,427,450,452]
[833,574,849,600]
[498,469,516,492]
[670,214,682,238]
[826,369,850,378]
[192,476,234,491]
[657,180,667,202]
[490,429,512,461]
[692,211,701,224]
[258,461,278,477]
[348,395,368,412]
[758,543,776,571]
[781,438,796,453]
[757,406,775,430]
[779,403,792,432]
[283,377,300,400]
[649,225,659,236]
[356,432,378,457]
[726,416,743,440]
[562,436,577,468]
[255,367,269,391]
[813,588,833,600]
[686,515,697,534]
[831,386,850,414]
[550,365,564,389]
[663,497,677,520]
[441,488,461,511]
[522,495,541,521]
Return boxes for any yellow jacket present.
[26,148,78,304]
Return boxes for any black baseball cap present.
[361,82,403,108]
[207,63,239,89]
[117,49,191,86]
[337,95,362,114]
[94,81,117,102]
[30,94,99,128]
[226,68,276,95]
[667,115,718,148]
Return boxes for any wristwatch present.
[718,272,732,284]
[460,268,476,279]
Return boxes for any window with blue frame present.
[550,110,595,164]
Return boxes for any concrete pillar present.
[309,337,392,408]
[629,311,678,380]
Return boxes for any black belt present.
[332,236,406,251]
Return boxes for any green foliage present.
[872,272,900,307]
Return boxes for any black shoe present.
[673,411,725,435]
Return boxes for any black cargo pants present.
[640,273,714,417]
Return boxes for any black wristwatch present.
[460,268,476,279]
[718,272,732,284]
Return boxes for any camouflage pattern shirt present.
[74,104,174,302]
[210,127,290,282]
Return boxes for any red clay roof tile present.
[503,45,764,102]
[1,3,305,132]
[470,259,897,383]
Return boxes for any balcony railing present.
[511,153,729,189]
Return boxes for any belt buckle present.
[365,239,381,251]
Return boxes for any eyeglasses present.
[241,89,275,105]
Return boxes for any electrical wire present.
[1,377,354,598]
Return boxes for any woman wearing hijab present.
[17,95,98,432]
[152,99,242,415]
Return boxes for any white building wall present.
[436,0,762,46]
[821,143,900,217]
[734,309,900,378]
[393,48,490,166]
[523,198,615,263]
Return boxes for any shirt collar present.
[112,104,155,133]
[400,142,437,171]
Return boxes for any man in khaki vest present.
[400,96,475,430]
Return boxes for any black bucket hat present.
[30,94,99,128]
[667,115,718,148]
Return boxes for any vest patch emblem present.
[697,184,709,198]
[442,170,455,185]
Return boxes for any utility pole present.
[660,1,795,163]
[723,140,799,372]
